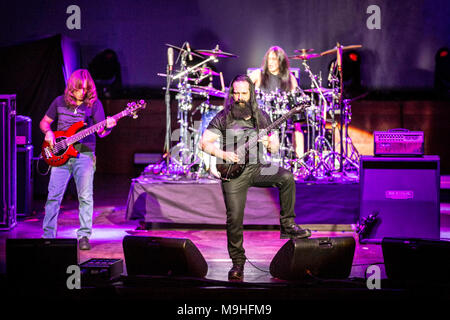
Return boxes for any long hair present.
[261,46,292,91]
[224,74,262,130]
[64,69,98,108]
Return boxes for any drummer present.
[249,46,304,158]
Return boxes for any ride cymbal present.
[289,53,321,60]
[320,44,362,56]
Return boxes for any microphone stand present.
[164,64,172,170]
[336,43,344,172]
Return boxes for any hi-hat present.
[294,48,315,54]
[191,85,227,98]
[165,43,204,59]
[321,44,362,56]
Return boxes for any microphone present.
[186,42,193,61]
[336,44,343,70]
[328,61,335,83]
[167,47,174,73]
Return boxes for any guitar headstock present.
[125,100,147,119]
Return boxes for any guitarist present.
[39,69,116,250]
[200,74,311,282]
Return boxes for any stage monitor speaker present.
[123,235,208,278]
[382,237,450,285]
[6,238,79,290]
[359,156,440,244]
[270,237,355,281]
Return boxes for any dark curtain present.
[0,34,66,156]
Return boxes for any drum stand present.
[147,49,214,178]
[292,60,335,180]
[324,99,360,177]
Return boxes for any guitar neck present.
[66,111,127,145]
[235,108,297,156]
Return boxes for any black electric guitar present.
[42,100,146,167]
[216,102,307,181]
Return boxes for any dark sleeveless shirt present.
[259,72,283,93]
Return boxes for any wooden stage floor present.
[1,173,450,302]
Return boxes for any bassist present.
[200,74,311,282]
[39,69,116,250]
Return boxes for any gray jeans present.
[43,152,96,239]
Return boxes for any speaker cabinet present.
[16,115,32,145]
[270,237,355,281]
[359,156,440,244]
[0,95,17,230]
[382,237,450,285]
[122,236,208,278]
[6,238,79,290]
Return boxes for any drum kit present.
[144,41,363,182]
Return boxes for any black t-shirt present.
[206,108,272,164]
[45,95,105,153]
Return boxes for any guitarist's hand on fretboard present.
[98,116,117,137]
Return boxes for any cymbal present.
[289,53,321,60]
[294,48,315,54]
[165,43,204,59]
[304,87,334,95]
[320,44,362,56]
[191,85,227,98]
[195,48,238,58]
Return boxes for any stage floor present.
[1,174,450,300]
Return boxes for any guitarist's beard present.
[231,101,253,120]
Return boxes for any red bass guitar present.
[41,100,146,167]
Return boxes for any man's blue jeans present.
[42,152,95,239]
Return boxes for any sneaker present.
[78,236,91,250]
[228,264,244,282]
[280,224,312,239]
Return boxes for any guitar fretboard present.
[65,111,127,146]
[235,105,302,157]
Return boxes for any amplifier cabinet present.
[0,95,17,229]
[359,156,440,244]
[17,145,33,216]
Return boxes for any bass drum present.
[199,105,223,179]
